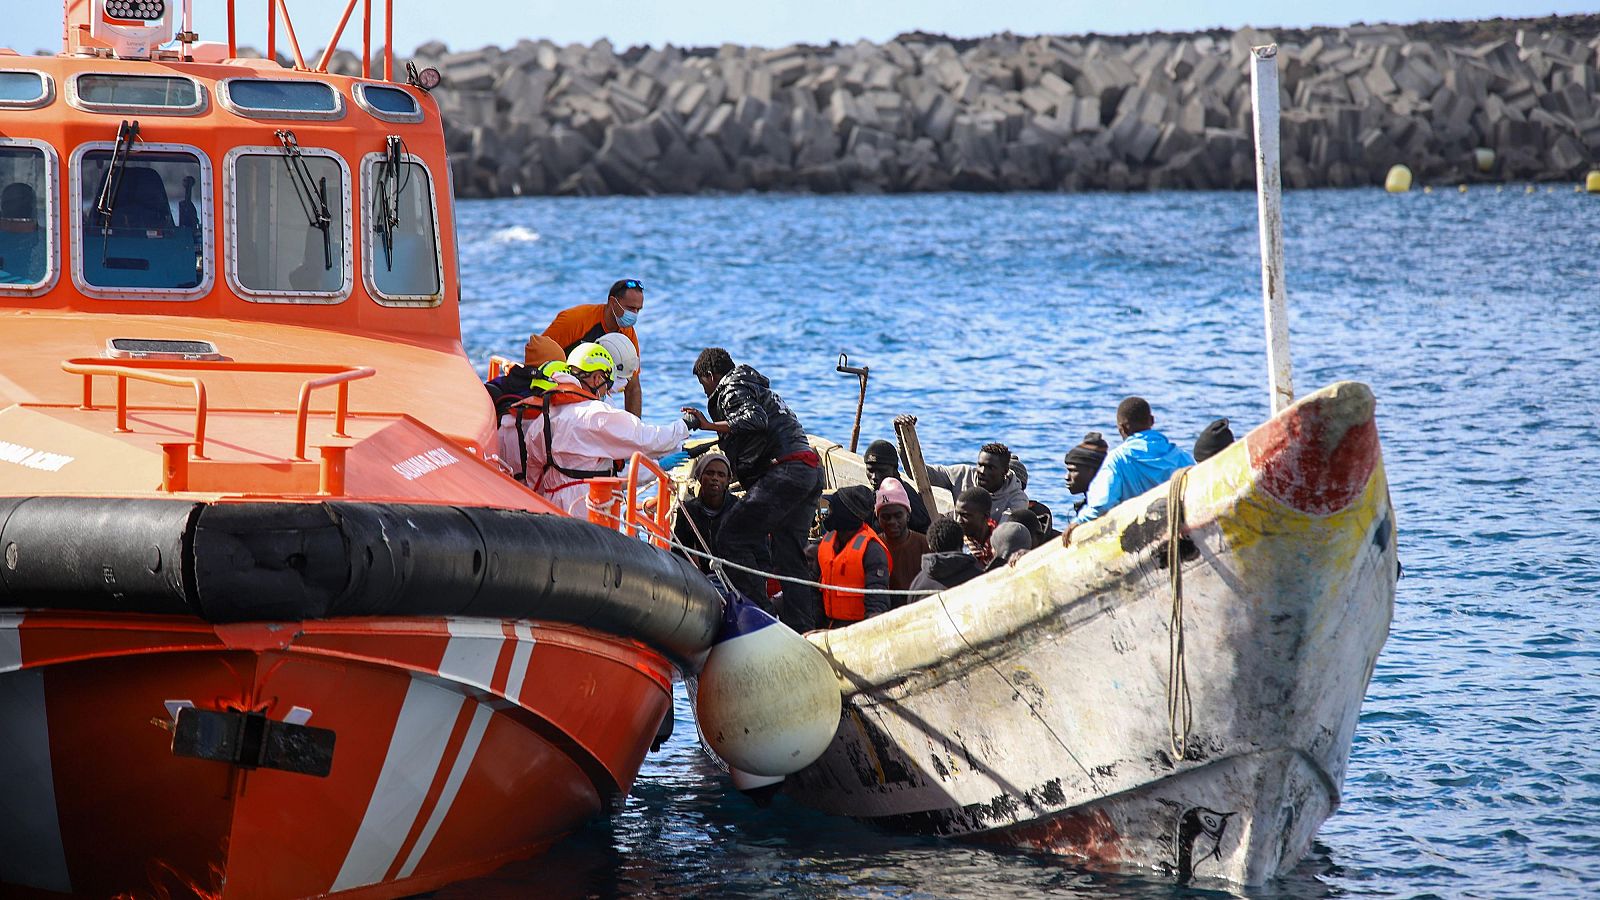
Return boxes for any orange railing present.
[239,0,396,81]
[625,452,672,548]
[64,358,376,462]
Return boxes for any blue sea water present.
[444,188,1600,898]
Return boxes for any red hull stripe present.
[0,668,71,893]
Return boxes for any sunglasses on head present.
[621,279,644,291]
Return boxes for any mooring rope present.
[1166,466,1194,764]
[648,527,941,598]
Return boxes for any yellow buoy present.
[1526,184,1536,194]
[1586,170,1600,193]
[1458,184,1468,193]
[1384,164,1413,193]
[1496,185,1504,193]
[1423,185,1433,194]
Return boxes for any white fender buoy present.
[1474,147,1495,173]
[696,599,840,777]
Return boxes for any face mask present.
[612,299,639,329]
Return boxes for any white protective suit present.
[498,389,688,515]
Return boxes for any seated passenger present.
[986,522,1033,572]
[1193,417,1235,463]
[1000,456,1057,542]
[1064,397,1194,544]
[109,167,174,230]
[873,477,928,600]
[673,451,740,576]
[893,416,1029,516]
[1063,432,1110,518]
[0,182,44,284]
[498,341,693,515]
[908,518,985,594]
[816,485,891,628]
[862,439,932,533]
[953,486,996,567]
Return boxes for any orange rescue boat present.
[0,3,720,897]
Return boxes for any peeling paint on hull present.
[780,382,1395,886]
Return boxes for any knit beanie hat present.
[1063,432,1109,468]
[1193,418,1235,463]
[875,476,911,514]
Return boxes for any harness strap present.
[538,395,615,484]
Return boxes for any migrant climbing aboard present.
[497,341,693,515]
[684,347,823,629]
[536,278,647,415]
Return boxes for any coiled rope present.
[1166,466,1194,764]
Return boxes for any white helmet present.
[595,332,639,390]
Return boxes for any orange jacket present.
[817,524,891,623]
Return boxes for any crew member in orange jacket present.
[815,485,892,628]
[535,278,645,415]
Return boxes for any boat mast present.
[1249,44,1295,414]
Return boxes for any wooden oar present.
[894,416,941,518]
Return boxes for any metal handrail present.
[63,360,209,457]
[293,366,376,459]
[624,452,672,548]
[62,358,375,461]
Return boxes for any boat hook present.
[835,352,869,454]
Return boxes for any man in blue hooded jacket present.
[1062,396,1193,545]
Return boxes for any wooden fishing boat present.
[771,381,1395,884]
[0,4,720,897]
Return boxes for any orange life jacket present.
[817,524,889,623]
[506,383,607,484]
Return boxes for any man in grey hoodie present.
[891,415,1030,516]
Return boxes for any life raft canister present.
[817,524,889,622]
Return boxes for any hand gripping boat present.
[0,4,720,897]
[768,382,1395,885]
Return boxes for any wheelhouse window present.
[0,70,52,109]
[72,74,204,115]
[0,142,54,292]
[76,146,209,295]
[362,148,441,305]
[353,84,422,123]
[227,144,350,302]
[219,79,343,120]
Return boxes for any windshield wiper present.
[274,130,332,271]
[96,119,141,230]
[372,135,407,272]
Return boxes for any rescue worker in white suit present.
[499,341,696,515]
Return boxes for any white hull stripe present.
[1,613,23,674]
[438,618,510,692]
[331,675,461,892]
[0,668,71,893]
[504,622,536,705]
[396,700,495,879]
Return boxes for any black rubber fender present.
[0,497,722,667]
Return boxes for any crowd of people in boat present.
[490,277,1237,633]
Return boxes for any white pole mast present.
[1250,44,1294,414]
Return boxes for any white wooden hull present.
[783,382,1395,885]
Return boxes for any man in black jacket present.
[684,348,823,628]
[908,519,985,594]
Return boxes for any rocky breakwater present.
[411,17,1600,196]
